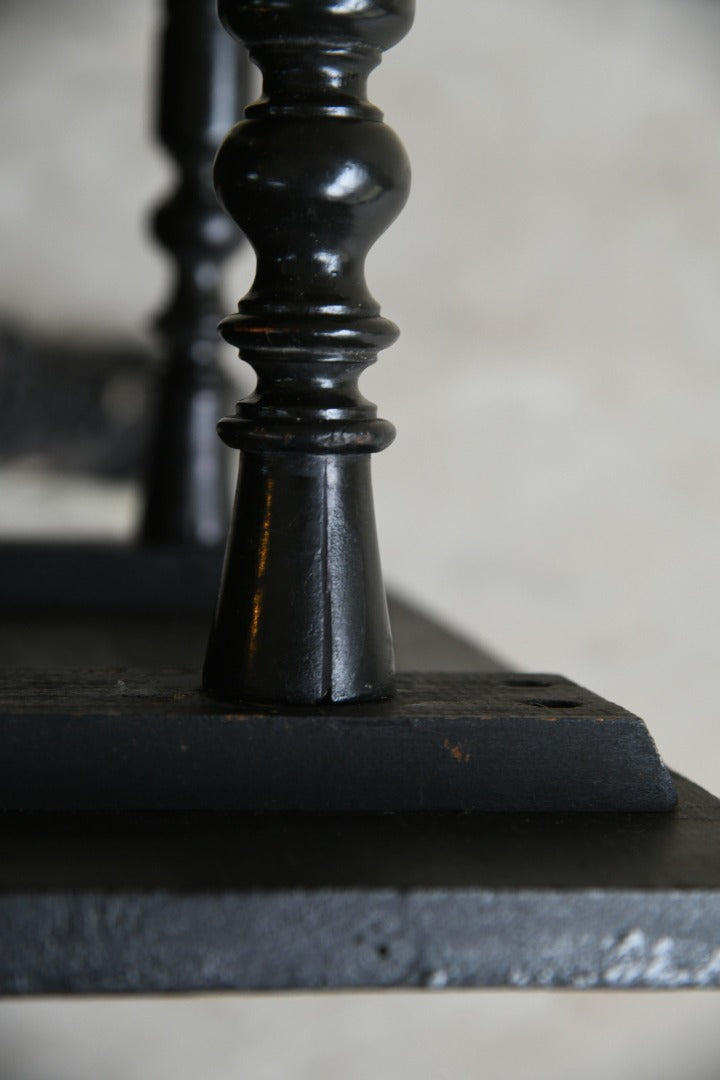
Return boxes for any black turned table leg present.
[0,0,250,624]
[0,0,677,814]
[203,1,411,704]
[140,0,249,548]
[6,1,720,1003]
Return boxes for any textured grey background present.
[1,0,720,1076]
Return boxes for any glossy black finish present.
[140,0,249,547]
[205,453,394,703]
[204,0,413,704]
[0,591,504,671]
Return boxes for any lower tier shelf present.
[1,773,719,992]
[0,580,716,992]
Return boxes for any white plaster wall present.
[1,1,720,1076]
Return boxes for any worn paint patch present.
[442,738,471,764]
[601,929,720,988]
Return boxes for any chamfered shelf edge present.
[0,668,676,813]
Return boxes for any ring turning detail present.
[203,0,414,704]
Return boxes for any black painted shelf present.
[0,669,676,813]
[0,601,718,991]
[1,773,719,992]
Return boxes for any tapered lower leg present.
[203,452,394,704]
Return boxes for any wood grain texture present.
[0,775,717,992]
[0,670,675,812]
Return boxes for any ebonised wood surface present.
[203,0,413,704]
[0,669,675,813]
[0,605,718,992]
[140,0,247,546]
[0,583,498,670]
[1,773,719,992]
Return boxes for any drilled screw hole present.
[530,699,582,709]
[376,944,389,959]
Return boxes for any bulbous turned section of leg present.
[203,0,413,704]
[203,453,393,704]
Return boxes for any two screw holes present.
[505,678,581,710]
